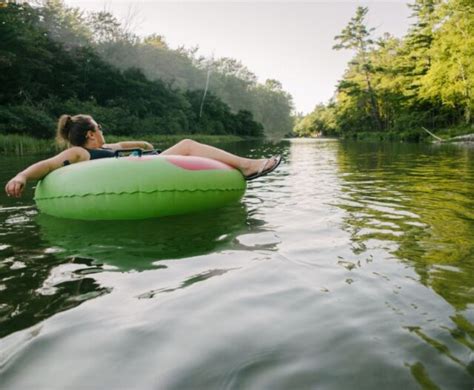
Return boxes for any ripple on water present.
[0,140,473,389]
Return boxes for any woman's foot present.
[242,156,282,180]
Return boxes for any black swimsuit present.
[63,147,159,166]
[63,148,115,166]
[85,147,115,160]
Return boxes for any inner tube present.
[34,155,246,220]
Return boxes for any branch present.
[421,126,444,141]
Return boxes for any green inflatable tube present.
[34,155,246,220]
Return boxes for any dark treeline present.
[0,1,294,140]
[295,0,473,140]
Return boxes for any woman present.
[5,114,282,198]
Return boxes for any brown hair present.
[56,114,96,147]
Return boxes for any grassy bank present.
[105,134,245,146]
[0,134,59,155]
[0,133,248,155]
[341,129,427,142]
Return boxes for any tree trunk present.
[364,71,383,131]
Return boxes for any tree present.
[333,6,383,131]
[143,34,168,49]
[86,11,124,44]
[41,0,91,48]
[419,0,473,124]
[211,57,257,86]
[400,0,440,105]
[294,103,337,137]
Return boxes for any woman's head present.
[56,114,104,147]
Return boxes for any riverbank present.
[340,124,474,142]
[0,134,249,155]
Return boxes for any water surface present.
[0,139,473,389]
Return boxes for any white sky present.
[65,1,413,114]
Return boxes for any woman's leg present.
[160,139,275,177]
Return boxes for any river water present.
[0,139,473,389]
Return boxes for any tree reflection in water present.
[335,141,474,378]
[0,203,255,337]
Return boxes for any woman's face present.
[88,119,105,147]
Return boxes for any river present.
[0,139,472,389]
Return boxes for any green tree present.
[294,103,337,137]
[41,0,91,47]
[419,0,473,124]
[252,80,294,138]
[86,11,125,44]
[144,34,169,49]
[333,6,383,131]
[0,2,265,140]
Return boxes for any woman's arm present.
[103,141,154,151]
[5,147,89,198]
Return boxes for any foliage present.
[0,132,244,156]
[0,1,272,140]
[418,0,474,124]
[0,105,55,139]
[295,0,473,139]
[294,103,337,137]
[80,4,294,138]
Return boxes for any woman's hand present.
[5,175,27,198]
[4,147,89,199]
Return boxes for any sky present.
[65,0,413,114]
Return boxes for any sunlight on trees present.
[295,0,473,140]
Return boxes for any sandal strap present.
[257,158,273,175]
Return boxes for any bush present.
[0,105,55,139]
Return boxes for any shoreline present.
[0,134,256,156]
[292,124,474,143]
[3,125,473,155]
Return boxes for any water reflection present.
[0,206,109,338]
[36,204,250,271]
[0,142,281,341]
[1,201,267,338]
[1,140,473,389]
[335,141,474,381]
[336,142,473,307]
